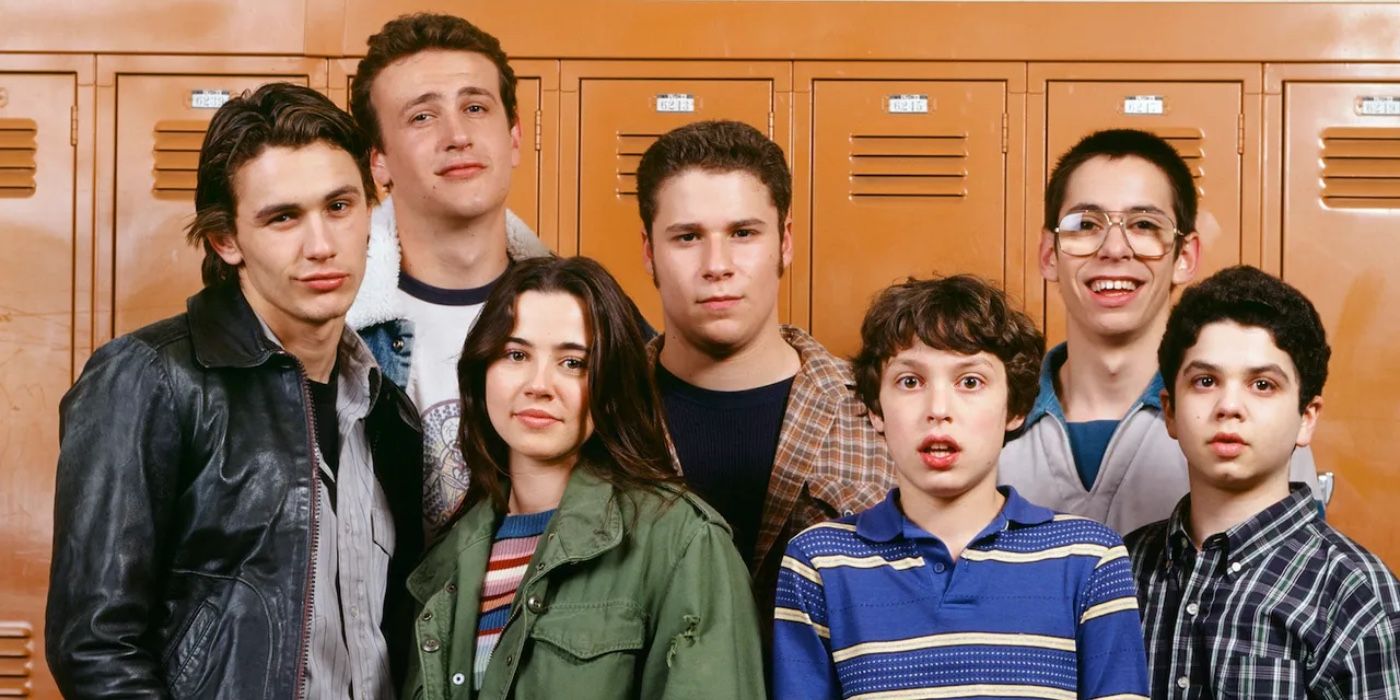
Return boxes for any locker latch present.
[534,109,542,152]
[1001,113,1009,154]
[1237,113,1245,155]
[71,104,79,147]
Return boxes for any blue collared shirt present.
[773,486,1149,700]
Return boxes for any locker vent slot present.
[0,118,38,199]
[615,132,663,197]
[153,119,208,196]
[1321,127,1400,209]
[0,621,33,695]
[849,134,967,198]
[1153,127,1206,196]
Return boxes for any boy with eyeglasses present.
[1000,129,1317,536]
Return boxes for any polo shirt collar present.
[1022,342,1164,429]
[856,485,1054,544]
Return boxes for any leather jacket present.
[46,283,424,699]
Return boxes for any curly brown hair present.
[853,275,1044,420]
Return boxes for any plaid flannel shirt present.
[1126,484,1400,699]
[648,325,894,615]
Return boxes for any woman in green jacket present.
[404,256,766,699]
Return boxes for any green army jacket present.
[404,466,767,699]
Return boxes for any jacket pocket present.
[1214,654,1306,699]
[529,602,648,659]
[162,599,219,698]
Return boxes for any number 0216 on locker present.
[654,93,696,113]
[887,94,930,114]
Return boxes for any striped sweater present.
[772,486,1148,700]
[474,509,555,690]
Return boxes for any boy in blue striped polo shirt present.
[773,275,1149,699]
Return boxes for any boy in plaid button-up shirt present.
[634,120,894,619]
[1127,266,1400,699]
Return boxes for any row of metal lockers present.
[3,53,1399,694]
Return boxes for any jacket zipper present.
[289,355,321,700]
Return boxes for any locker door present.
[1042,81,1244,345]
[111,73,310,336]
[576,78,777,328]
[331,59,554,246]
[0,70,77,700]
[811,80,1007,358]
[1282,81,1400,565]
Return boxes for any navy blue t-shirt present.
[1065,419,1118,489]
[656,364,794,563]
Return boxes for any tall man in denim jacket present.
[1000,129,1317,535]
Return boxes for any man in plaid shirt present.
[1127,265,1400,699]
[633,120,894,618]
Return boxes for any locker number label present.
[655,94,696,113]
[887,94,930,114]
[190,90,232,110]
[1357,96,1400,116]
[1123,95,1165,115]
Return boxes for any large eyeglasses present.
[1053,209,1182,259]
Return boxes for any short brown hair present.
[350,13,517,150]
[635,120,791,236]
[186,82,376,287]
[853,275,1044,420]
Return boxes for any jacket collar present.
[407,463,623,604]
[346,197,553,329]
[187,282,281,369]
[856,485,1053,544]
[1022,342,1164,429]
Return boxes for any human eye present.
[327,199,353,215]
[464,102,487,115]
[409,111,433,125]
[1190,374,1216,389]
[1061,211,1103,234]
[1252,377,1278,393]
[958,375,985,390]
[1127,213,1167,233]
[733,228,758,239]
[674,232,699,244]
[561,357,588,373]
[503,348,528,362]
[894,374,922,390]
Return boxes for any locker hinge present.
[768,111,775,137]
[1001,113,1009,154]
[70,105,79,147]
[1237,113,1245,155]
[534,109,542,152]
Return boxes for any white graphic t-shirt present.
[398,272,497,531]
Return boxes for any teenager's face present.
[369,50,520,224]
[213,142,370,337]
[1040,155,1200,341]
[1164,321,1321,494]
[869,342,1025,506]
[486,291,596,473]
[643,169,792,357]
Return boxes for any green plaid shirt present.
[1126,484,1400,699]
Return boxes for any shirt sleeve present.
[772,535,840,700]
[1076,539,1150,700]
[1316,587,1400,699]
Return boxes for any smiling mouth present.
[514,410,560,429]
[1088,278,1141,294]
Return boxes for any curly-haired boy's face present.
[869,342,1024,508]
[1164,321,1321,495]
[1040,155,1199,342]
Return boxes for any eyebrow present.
[1182,359,1292,380]
[1065,202,1170,215]
[402,85,498,114]
[251,184,360,223]
[505,337,589,353]
[886,355,994,373]
[662,218,768,235]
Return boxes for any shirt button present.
[446,583,457,594]
[1185,602,1199,616]
[451,673,466,686]
[422,638,441,653]
[933,563,947,573]
[526,595,546,614]
[1230,561,1244,573]
[1177,676,1189,689]
[536,562,545,572]
[842,509,854,517]
[391,338,405,352]
[506,654,514,665]
[421,611,433,622]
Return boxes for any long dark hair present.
[455,256,680,516]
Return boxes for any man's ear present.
[509,119,522,168]
[1160,388,1178,439]
[868,409,884,435]
[780,214,794,273]
[1295,396,1324,448]
[1038,228,1059,283]
[641,228,657,285]
[208,230,243,266]
[1173,232,1201,286]
[370,146,392,191]
[1005,414,1026,433]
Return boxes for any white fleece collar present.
[346,196,552,329]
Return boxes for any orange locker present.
[94,56,326,342]
[0,54,95,700]
[329,58,560,251]
[1264,65,1400,567]
[798,63,1025,359]
[560,62,793,330]
[1027,65,1261,345]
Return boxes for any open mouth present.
[918,436,961,470]
[1088,278,1141,294]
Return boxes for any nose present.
[701,235,735,281]
[926,385,952,423]
[443,110,472,151]
[1214,381,1246,421]
[523,360,555,400]
[303,212,336,261]
[1097,216,1134,261]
